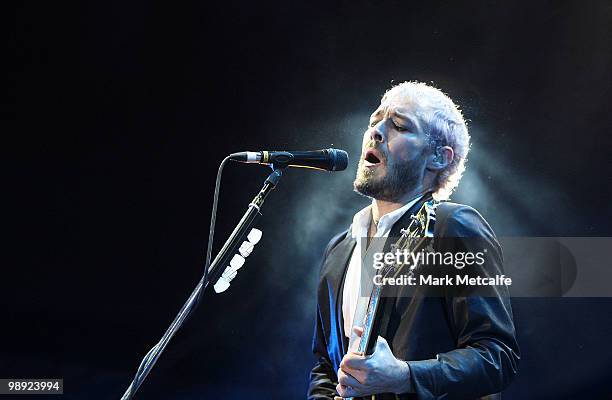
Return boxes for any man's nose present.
[369,122,385,143]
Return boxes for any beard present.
[353,144,425,202]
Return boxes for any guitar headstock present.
[398,200,438,239]
[387,200,438,276]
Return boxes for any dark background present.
[8,0,612,399]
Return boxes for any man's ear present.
[426,146,454,171]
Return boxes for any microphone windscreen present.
[329,148,349,171]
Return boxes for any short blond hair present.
[383,81,470,200]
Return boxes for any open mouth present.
[363,149,383,167]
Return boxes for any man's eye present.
[394,122,408,132]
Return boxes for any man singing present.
[308,82,519,399]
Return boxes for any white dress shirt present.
[342,197,421,339]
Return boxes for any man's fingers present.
[338,368,363,389]
[348,326,366,354]
[340,352,366,371]
[336,383,360,398]
[352,325,364,337]
[375,335,389,351]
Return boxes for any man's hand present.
[335,326,412,398]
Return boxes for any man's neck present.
[371,186,427,224]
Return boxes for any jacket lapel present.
[320,231,356,368]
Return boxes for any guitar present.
[345,199,438,400]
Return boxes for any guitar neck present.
[358,283,384,355]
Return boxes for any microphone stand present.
[120,166,285,400]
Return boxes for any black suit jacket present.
[308,198,520,400]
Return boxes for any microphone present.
[229,148,348,171]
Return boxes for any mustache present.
[363,140,387,162]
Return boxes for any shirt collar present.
[351,195,421,239]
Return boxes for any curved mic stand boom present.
[120,166,285,400]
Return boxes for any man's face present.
[353,93,431,202]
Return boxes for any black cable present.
[202,155,231,291]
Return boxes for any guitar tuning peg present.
[247,228,262,244]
